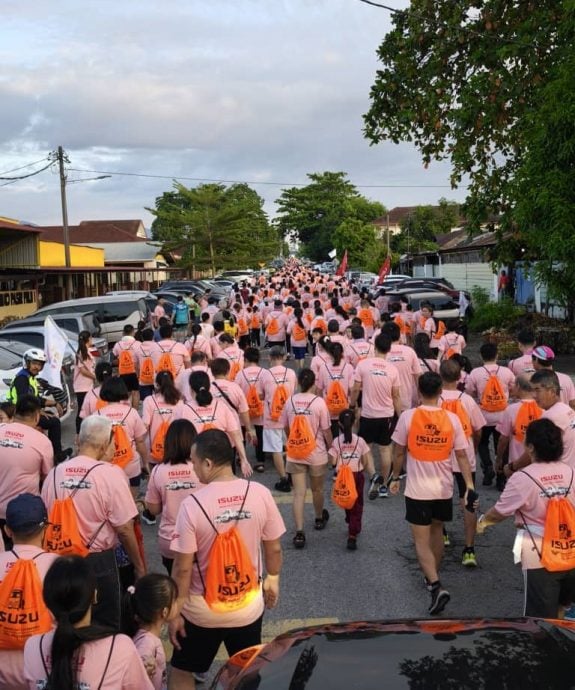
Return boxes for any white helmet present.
[23,348,47,367]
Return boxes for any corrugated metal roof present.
[76,242,163,263]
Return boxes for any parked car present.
[105,290,158,314]
[0,339,73,420]
[33,295,149,345]
[385,290,460,320]
[0,325,109,362]
[2,311,102,339]
[395,277,470,301]
[213,618,575,689]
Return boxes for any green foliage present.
[363,1,575,315]
[470,285,490,308]
[469,299,525,333]
[148,182,278,276]
[388,199,459,254]
[274,171,385,261]
[333,218,381,269]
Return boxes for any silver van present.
[34,295,148,345]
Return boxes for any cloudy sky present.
[0,0,466,228]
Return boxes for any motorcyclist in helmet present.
[8,349,72,464]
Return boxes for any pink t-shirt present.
[315,360,354,420]
[353,356,401,418]
[440,389,486,471]
[387,343,421,411]
[96,404,147,479]
[142,394,185,457]
[219,345,245,373]
[0,423,53,518]
[265,310,290,342]
[24,632,154,690]
[557,371,575,406]
[41,456,138,552]
[133,629,166,690]
[211,379,249,420]
[175,365,213,403]
[152,340,190,378]
[465,364,515,426]
[135,341,160,386]
[261,366,298,430]
[542,402,575,467]
[328,433,370,472]
[145,460,203,558]
[170,478,285,629]
[437,333,466,358]
[0,546,58,690]
[280,392,331,465]
[344,340,374,368]
[310,351,330,379]
[184,334,211,358]
[286,320,309,347]
[73,353,95,393]
[113,337,139,374]
[79,386,104,418]
[496,400,540,463]
[508,352,535,376]
[493,461,575,569]
[234,366,267,425]
[176,400,240,436]
[392,405,468,500]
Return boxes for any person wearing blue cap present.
[0,494,58,690]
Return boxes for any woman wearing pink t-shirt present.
[478,418,575,618]
[281,368,333,549]
[176,371,252,478]
[73,331,96,434]
[184,323,211,359]
[315,342,354,437]
[79,361,113,420]
[145,419,203,574]
[141,371,184,466]
[24,556,154,690]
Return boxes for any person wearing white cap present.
[532,345,575,410]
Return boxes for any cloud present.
[0,0,466,226]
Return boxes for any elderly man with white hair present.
[41,414,145,630]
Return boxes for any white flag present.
[43,316,69,390]
[458,290,470,318]
[328,248,337,259]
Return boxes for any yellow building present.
[39,241,105,268]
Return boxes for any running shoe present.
[378,485,388,498]
[462,548,477,567]
[443,528,451,547]
[564,604,575,621]
[482,469,495,486]
[314,509,330,530]
[274,476,292,493]
[293,531,306,549]
[141,509,156,526]
[368,473,383,500]
[428,585,450,615]
[347,536,357,551]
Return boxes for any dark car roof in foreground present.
[212,618,575,689]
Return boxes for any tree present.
[274,171,385,261]
[363,2,571,295]
[149,182,278,276]
[333,218,382,269]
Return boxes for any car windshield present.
[0,344,24,370]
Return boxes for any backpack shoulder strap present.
[70,463,104,500]
[190,494,219,535]
[39,634,50,678]
[212,381,238,413]
[97,635,117,690]
[518,469,550,497]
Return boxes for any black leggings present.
[38,413,63,456]
[75,391,86,434]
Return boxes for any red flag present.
[335,250,348,277]
[377,256,391,284]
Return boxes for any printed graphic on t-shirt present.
[214,508,252,525]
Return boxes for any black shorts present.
[119,373,139,392]
[524,567,575,617]
[171,614,263,673]
[453,471,476,499]
[358,416,396,446]
[405,496,453,526]
[129,474,142,488]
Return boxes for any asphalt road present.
[61,350,525,682]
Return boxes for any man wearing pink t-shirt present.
[152,324,191,378]
[507,370,575,475]
[264,300,290,348]
[169,430,285,689]
[42,415,145,631]
[0,396,53,550]
[349,333,402,499]
[508,329,536,376]
[390,372,474,616]
[531,344,575,409]
[382,321,421,412]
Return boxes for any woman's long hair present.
[76,330,91,363]
[43,556,114,690]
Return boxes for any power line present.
[0,157,50,177]
[0,161,53,182]
[68,167,462,189]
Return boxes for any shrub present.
[469,298,526,332]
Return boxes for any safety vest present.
[7,370,39,404]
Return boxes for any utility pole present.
[57,146,73,299]
[386,212,390,256]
